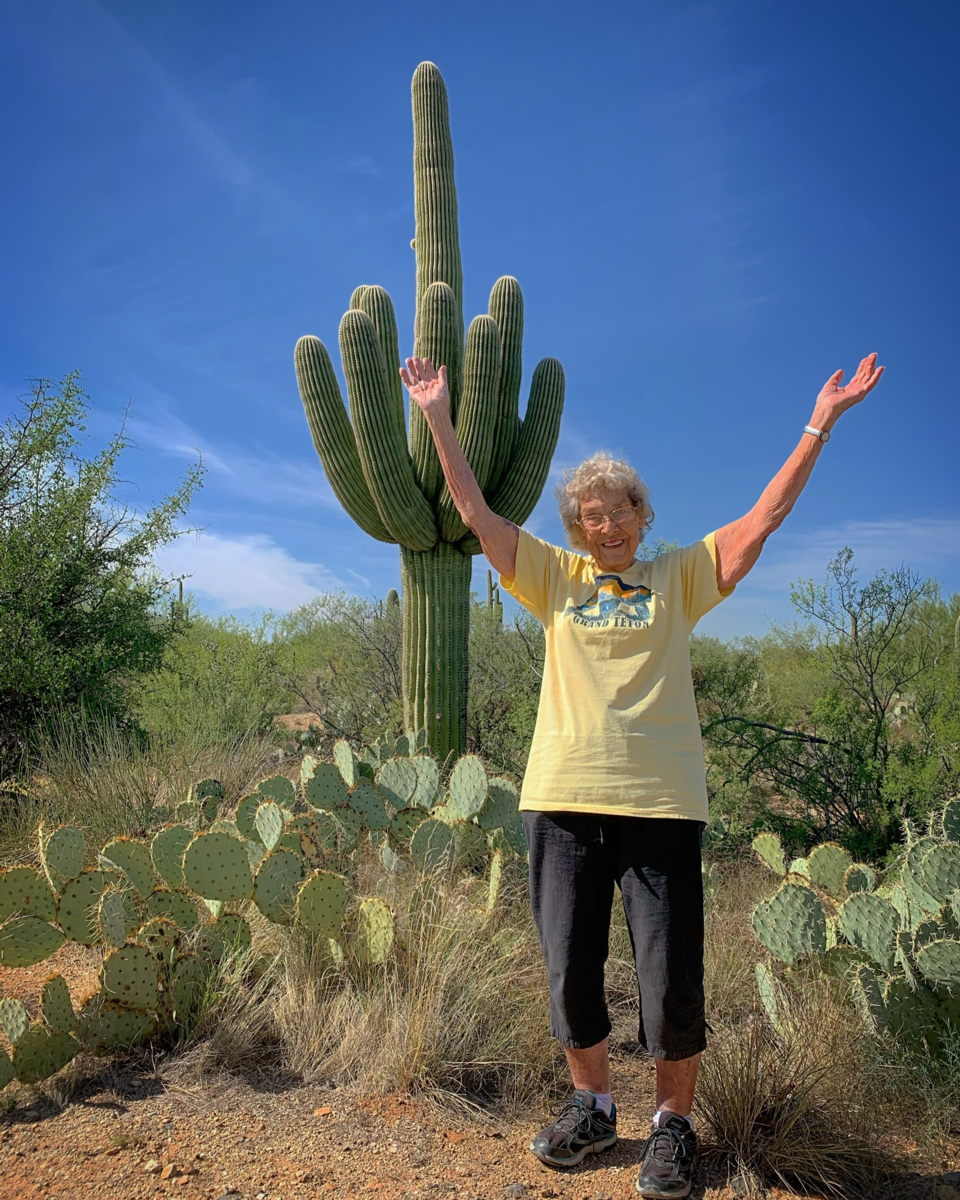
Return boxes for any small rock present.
[506,1186,525,1198]
[160,1164,178,1180]
[542,1189,560,1198]
[143,1160,162,1175]
[729,1174,753,1197]
[590,1193,613,1200]
[314,1105,332,1117]
[174,1178,191,1188]
[214,1193,239,1199]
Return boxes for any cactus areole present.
[294,63,565,758]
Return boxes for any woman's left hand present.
[812,352,885,431]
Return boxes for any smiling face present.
[578,487,643,573]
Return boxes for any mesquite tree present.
[294,63,564,758]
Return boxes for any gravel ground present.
[2,953,957,1199]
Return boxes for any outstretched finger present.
[423,357,438,381]
[406,356,423,384]
[438,364,448,389]
[400,366,413,389]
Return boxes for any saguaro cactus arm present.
[487,276,523,491]
[437,315,501,541]
[474,356,566,536]
[352,286,406,445]
[339,310,438,551]
[294,336,393,543]
[411,282,461,501]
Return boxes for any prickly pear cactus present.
[752,832,786,875]
[752,880,827,966]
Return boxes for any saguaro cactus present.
[294,62,564,758]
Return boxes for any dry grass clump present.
[167,860,562,1115]
[697,861,887,1197]
[1,712,273,862]
[697,990,885,1197]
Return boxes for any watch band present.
[804,425,830,443]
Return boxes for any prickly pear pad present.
[254,849,305,924]
[377,758,418,812]
[144,888,199,931]
[410,819,455,872]
[359,897,395,964]
[100,838,155,898]
[0,866,56,922]
[0,914,66,967]
[918,844,960,905]
[40,975,77,1034]
[844,863,877,893]
[78,995,155,1054]
[171,954,208,1018]
[838,891,899,971]
[297,871,349,938]
[916,938,960,992]
[183,832,253,902]
[477,778,519,830]
[807,843,853,896]
[56,870,109,944]
[332,741,358,788]
[348,783,389,829]
[97,888,127,948]
[255,801,284,851]
[235,794,263,841]
[0,1049,13,1091]
[257,775,296,807]
[410,756,441,809]
[752,833,786,876]
[390,808,426,843]
[150,824,193,890]
[215,912,252,953]
[100,944,160,1010]
[137,918,182,971]
[40,824,85,886]
[752,880,827,966]
[445,755,488,821]
[305,763,348,811]
[13,1025,79,1084]
[0,998,30,1044]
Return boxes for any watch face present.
[820,430,830,442]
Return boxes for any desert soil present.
[2,947,957,1200]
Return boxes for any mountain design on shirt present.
[568,574,653,627]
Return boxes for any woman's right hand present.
[401,356,450,421]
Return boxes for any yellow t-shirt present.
[501,530,734,821]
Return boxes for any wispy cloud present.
[154,530,348,612]
[745,516,960,595]
[125,392,337,510]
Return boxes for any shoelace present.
[551,1098,600,1141]
[646,1125,691,1167]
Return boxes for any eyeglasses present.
[576,504,638,533]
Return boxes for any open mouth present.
[601,538,626,550]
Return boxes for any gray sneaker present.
[635,1112,697,1198]
[529,1089,618,1167]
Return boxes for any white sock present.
[654,1108,693,1130]
[589,1091,614,1116]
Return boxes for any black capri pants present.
[523,811,706,1061]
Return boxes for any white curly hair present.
[556,451,654,552]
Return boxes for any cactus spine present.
[294,63,564,757]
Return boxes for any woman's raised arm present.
[714,352,885,590]
[401,355,519,581]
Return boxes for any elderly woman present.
[401,352,884,1199]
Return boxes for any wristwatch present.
[804,425,830,442]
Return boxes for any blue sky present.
[2,0,958,637]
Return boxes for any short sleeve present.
[678,532,735,626]
[500,529,568,625]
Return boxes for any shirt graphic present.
[567,574,653,627]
